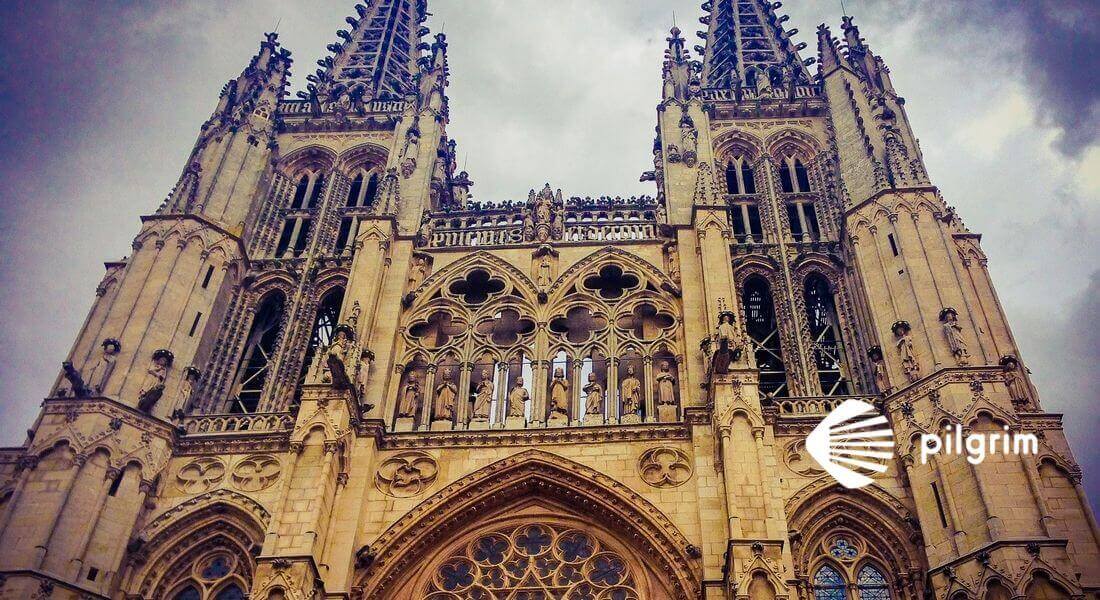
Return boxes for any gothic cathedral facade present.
[0,1,1097,599]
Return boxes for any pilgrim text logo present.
[806,399,895,489]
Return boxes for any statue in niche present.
[619,365,642,417]
[536,254,553,289]
[85,338,121,395]
[867,346,889,393]
[507,377,529,418]
[433,368,457,421]
[407,257,428,292]
[679,114,698,165]
[401,127,419,178]
[893,321,920,382]
[325,326,353,389]
[1000,355,1032,410]
[583,373,604,418]
[711,312,742,373]
[471,368,494,421]
[548,368,570,421]
[137,349,173,413]
[398,374,421,418]
[656,361,676,406]
[415,213,434,248]
[179,366,201,413]
[939,308,970,365]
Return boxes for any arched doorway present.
[355,450,699,599]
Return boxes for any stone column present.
[643,356,656,423]
[419,365,437,431]
[34,453,86,568]
[456,362,473,429]
[606,357,619,423]
[69,467,121,578]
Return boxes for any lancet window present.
[803,274,850,395]
[335,167,382,255]
[742,276,788,398]
[810,536,894,600]
[228,291,285,413]
[295,287,345,403]
[394,259,683,430]
[778,155,812,193]
[724,156,757,195]
[275,169,327,258]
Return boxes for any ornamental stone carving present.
[638,447,693,488]
[176,457,226,494]
[375,451,439,498]
[230,454,281,492]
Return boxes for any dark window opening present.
[347,173,363,207]
[296,289,345,405]
[888,233,900,256]
[794,159,811,191]
[293,219,312,256]
[201,265,215,289]
[230,292,286,414]
[787,204,803,237]
[741,162,756,193]
[804,275,849,395]
[306,174,325,208]
[107,470,123,496]
[335,217,354,252]
[725,162,740,195]
[275,219,295,257]
[291,174,309,209]
[743,276,788,397]
[86,567,99,582]
[931,482,949,527]
[779,162,794,193]
[189,312,203,337]
[365,173,380,206]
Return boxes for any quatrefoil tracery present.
[448,269,506,304]
[581,265,641,300]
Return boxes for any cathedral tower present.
[0,1,1096,599]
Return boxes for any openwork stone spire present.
[305,0,429,103]
[696,0,812,92]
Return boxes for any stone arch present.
[355,449,699,599]
[335,141,390,175]
[787,482,926,599]
[414,250,539,305]
[548,246,675,304]
[764,128,823,162]
[127,494,267,599]
[712,128,765,163]
[277,144,337,178]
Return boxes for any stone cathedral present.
[1,0,1097,598]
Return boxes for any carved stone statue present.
[666,244,681,284]
[583,373,603,417]
[398,374,421,418]
[325,327,352,388]
[679,114,698,164]
[656,361,676,406]
[416,213,434,247]
[347,301,361,329]
[85,338,121,394]
[180,366,201,413]
[548,367,570,421]
[433,368,457,421]
[712,312,742,373]
[868,347,889,393]
[1001,355,1032,410]
[407,257,428,292]
[471,369,494,421]
[893,322,920,382]
[507,377,529,418]
[619,366,642,417]
[537,255,553,289]
[940,308,969,365]
[138,349,173,413]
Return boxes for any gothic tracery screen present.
[423,523,641,599]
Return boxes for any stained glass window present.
[813,565,846,600]
[857,565,891,600]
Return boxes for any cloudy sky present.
[0,1,1097,502]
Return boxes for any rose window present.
[424,523,640,599]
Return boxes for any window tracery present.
[275,169,327,258]
[803,274,850,396]
[810,536,894,600]
[395,258,683,430]
[168,551,249,600]
[423,523,641,599]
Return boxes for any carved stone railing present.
[182,412,293,435]
[277,98,406,116]
[425,196,662,249]
[769,395,877,416]
[700,84,819,102]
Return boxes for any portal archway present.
[355,450,699,599]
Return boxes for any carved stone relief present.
[375,451,438,498]
[176,457,227,494]
[638,447,693,488]
[230,454,282,492]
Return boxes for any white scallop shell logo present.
[806,399,895,489]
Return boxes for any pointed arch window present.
[290,174,310,209]
[856,565,891,600]
[813,565,846,600]
[723,156,756,195]
[804,275,850,395]
[347,173,364,207]
[345,168,381,208]
[296,287,345,403]
[229,292,285,413]
[778,156,812,193]
[742,276,788,398]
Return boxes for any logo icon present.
[807,399,895,489]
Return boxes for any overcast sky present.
[0,1,1097,502]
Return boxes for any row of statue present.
[61,340,180,415]
[396,361,679,424]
